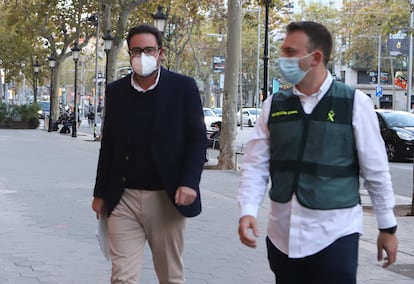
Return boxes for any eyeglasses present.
[128,47,158,57]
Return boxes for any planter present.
[0,119,39,129]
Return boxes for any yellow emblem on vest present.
[327,110,335,122]
[271,110,298,117]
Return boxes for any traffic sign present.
[376,85,383,97]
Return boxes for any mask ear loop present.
[299,52,315,73]
[299,51,315,61]
[154,49,162,69]
[155,48,163,59]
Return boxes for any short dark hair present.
[126,24,163,49]
[286,21,332,66]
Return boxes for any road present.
[63,119,414,199]
[222,127,414,200]
[390,162,413,198]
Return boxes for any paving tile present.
[0,130,413,283]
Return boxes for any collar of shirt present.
[130,68,161,93]
[292,71,333,114]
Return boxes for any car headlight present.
[396,130,414,141]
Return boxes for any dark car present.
[375,109,414,161]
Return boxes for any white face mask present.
[131,53,158,77]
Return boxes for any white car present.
[237,107,262,127]
[211,107,222,117]
[203,108,222,132]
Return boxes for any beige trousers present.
[107,189,186,284]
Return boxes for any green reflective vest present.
[268,81,360,210]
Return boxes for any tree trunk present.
[52,62,60,124]
[203,74,211,107]
[215,0,241,170]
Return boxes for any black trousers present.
[266,233,359,284]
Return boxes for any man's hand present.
[175,186,197,206]
[238,215,259,248]
[92,197,105,219]
[377,232,398,268]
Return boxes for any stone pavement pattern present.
[0,129,413,283]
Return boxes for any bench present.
[206,138,220,161]
[206,142,245,170]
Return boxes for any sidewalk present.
[0,129,413,283]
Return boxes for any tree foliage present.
[340,0,410,71]
[0,0,309,169]
[1,0,99,120]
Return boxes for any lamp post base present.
[48,117,53,132]
[72,124,77,137]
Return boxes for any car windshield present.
[204,109,217,117]
[382,112,414,127]
[212,108,222,116]
[247,109,261,115]
[40,101,50,111]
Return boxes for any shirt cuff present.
[374,208,397,229]
[239,204,260,218]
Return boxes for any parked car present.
[38,101,50,119]
[237,107,262,127]
[203,108,222,132]
[211,107,222,117]
[375,109,414,161]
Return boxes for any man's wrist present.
[379,225,397,234]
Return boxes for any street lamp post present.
[71,44,81,138]
[103,30,113,89]
[262,0,271,101]
[376,35,382,108]
[207,33,226,108]
[255,9,261,109]
[93,71,104,138]
[33,60,40,103]
[152,5,168,34]
[88,14,100,139]
[245,8,261,112]
[47,55,56,132]
[98,72,103,103]
[358,34,382,107]
[153,6,170,68]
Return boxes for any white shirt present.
[237,71,397,258]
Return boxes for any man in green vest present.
[237,21,398,284]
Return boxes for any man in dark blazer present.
[92,24,207,284]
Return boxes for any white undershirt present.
[130,68,161,93]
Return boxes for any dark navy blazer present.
[93,67,207,218]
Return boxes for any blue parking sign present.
[375,85,383,97]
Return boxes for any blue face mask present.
[279,53,313,85]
